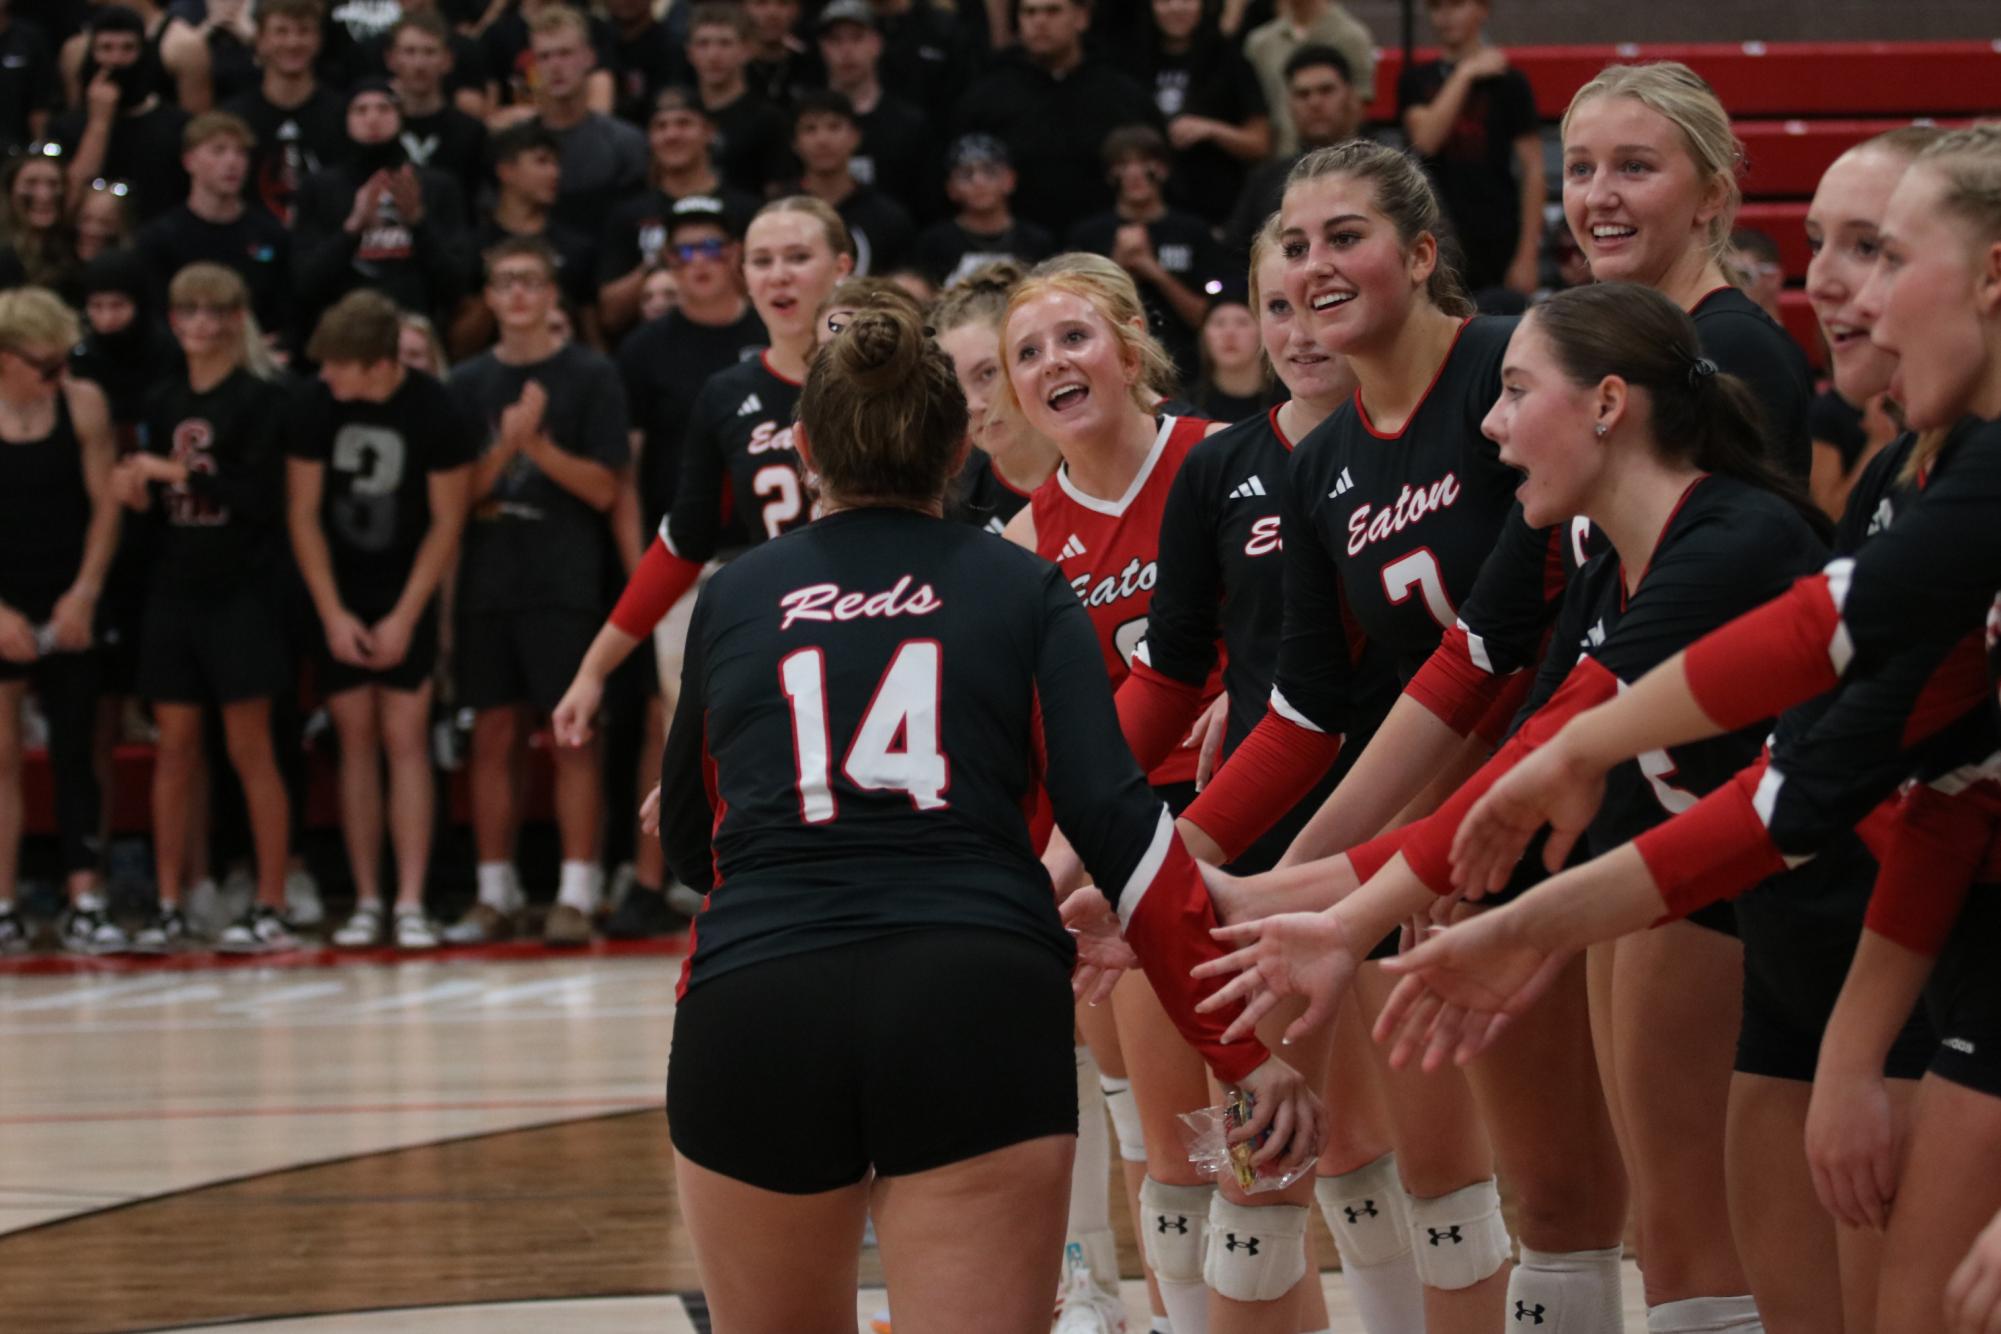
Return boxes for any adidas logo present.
[736,393,763,417]
[1229,476,1267,500]
[1059,534,1088,560]
[1329,466,1355,498]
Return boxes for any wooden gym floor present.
[0,948,1649,1331]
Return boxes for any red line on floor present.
[0,935,690,976]
[0,1096,655,1127]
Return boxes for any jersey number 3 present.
[779,641,950,824]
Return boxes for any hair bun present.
[835,305,923,393]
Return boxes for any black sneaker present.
[0,904,27,954]
[217,906,301,954]
[59,906,129,955]
[130,905,190,955]
[602,885,691,940]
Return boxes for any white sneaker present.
[1051,1243,1126,1334]
[332,905,383,948]
[394,909,439,950]
[285,867,325,928]
[217,906,301,954]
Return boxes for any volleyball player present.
[659,299,1322,1334]
[551,197,852,775]
[995,260,1237,1334]
[1094,219,1425,1332]
[1200,280,1832,1334]
[1178,142,1630,1333]
[0,289,120,954]
[1380,125,2001,1334]
[113,262,295,953]
[286,290,475,950]
[931,262,1059,535]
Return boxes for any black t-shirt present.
[132,203,291,341]
[911,216,1054,286]
[472,213,599,315]
[285,369,477,605]
[137,366,288,597]
[1187,380,1280,426]
[853,92,938,220]
[661,353,807,563]
[834,183,914,276]
[399,104,490,207]
[1809,387,1870,474]
[948,450,1032,535]
[221,84,348,226]
[595,182,760,285]
[203,25,259,105]
[544,112,649,234]
[875,3,974,119]
[705,91,795,197]
[1064,208,1224,382]
[293,163,475,327]
[1274,316,1518,733]
[610,19,688,125]
[48,101,189,224]
[0,18,58,155]
[615,304,766,530]
[662,506,1189,992]
[747,43,824,108]
[1224,150,1298,264]
[952,55,1161,235]
[1138,43,1267,228]
[1396,60,1538,292]
[449,341,630,613]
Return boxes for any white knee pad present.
[1408,1178,1511,1291]
[1100,1074,1146,1163]
[1202,1195,1310,1303]
[1138,1177,1213,1283]
[1316,1153,1414,1269]
[1508,1245,1625,1331]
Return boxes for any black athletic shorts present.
[317,601,440,697]
[136,581,292,706]
[455,607,598,713]
[667,928,1077,1194]
[1926,885,2001,1098]
[1736,882,1934,1083]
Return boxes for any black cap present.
[946,133,1009,172]
[347,76,400,109]
[816,0,876,32]
[80,248,150,302]
[668,193,738,240]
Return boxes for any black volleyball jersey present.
[659,353,807,564]
[1276,315,1517,733]
[1407,289,1814,734]
[948,450,1035,535]
[1143,405,1395,749]
[660,507,1268,1080]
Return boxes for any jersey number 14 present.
[778,641,950,823]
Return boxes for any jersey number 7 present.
[778,641,951,824]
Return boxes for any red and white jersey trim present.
[1055,415,1177,518]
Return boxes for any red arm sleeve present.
[1398,659,1622,894]
[609,536,704,639]
[1863,783,1994,957]
[1630,762,1791,921]
[1682,573,1844,732]
[1404,626,1512,737]
[1115,655,1212,776]
[1179,702,1344,863]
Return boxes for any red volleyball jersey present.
[1031,414,1223,787]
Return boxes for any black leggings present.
[5,650,104,875]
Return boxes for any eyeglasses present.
[89,178,131,197]
[488,270,552,291]
[671,238,728,264]
[3,347,67,382]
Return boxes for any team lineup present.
[516,49,2001,1334]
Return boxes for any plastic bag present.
[1177,1088,1312,1195]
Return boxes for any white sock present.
[1646,1294,1763,1332]
[1334,1247,1424,1334]
[1150,1320,1172,1334]
[1509,1245,1625,1332]
[1067,1045,1119,1289]
[477,862,517,911]
[1158,1280,1207,1334]
[557,860,601,913]
[1317,1158,1424,1334]
[74,890,107,912]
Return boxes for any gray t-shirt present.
[451,341,630,614]
[545,113,648,233]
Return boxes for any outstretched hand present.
[1451,736,1607,895]
[1192,910,1359,1046]
[1059,885,1135,1005]
[1373,909,1573,1069]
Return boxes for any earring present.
[1593,423,1607,438]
